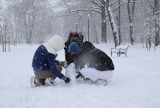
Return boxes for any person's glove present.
[62,77,70,84]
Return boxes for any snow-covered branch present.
[67,7,101,14]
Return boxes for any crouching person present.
[31,35,70,87]
[66,42,84,79]
[80,41,115,85]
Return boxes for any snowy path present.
[0,44,160,108]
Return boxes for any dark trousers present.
[34,64,62,80]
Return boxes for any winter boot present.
[30,76,45,88]
[45,77,54,86]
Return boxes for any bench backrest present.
[116,45,129,50]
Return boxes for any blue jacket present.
[32,45,64,79]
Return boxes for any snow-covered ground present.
[0,44,160,108]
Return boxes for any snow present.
[0,44,160,108]
[65,63,77,84]
[81,68,113,82]
[1,0,7,11]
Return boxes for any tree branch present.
[112,2,126,12]
[90,0,102,8]
[147,0,154,9]
[110,0,119,6]
[67,6,101,14]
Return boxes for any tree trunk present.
[154,0,159,46]
[23,14,29,44]
[93,23,99,44]
[127,0,136,45]
[146,31,151,51]
[106,0,119,47]
[118,0,122,45]
[129,23,134,45]
[101,1,107,43]
[0,25,2,44]
[2,35,4,52]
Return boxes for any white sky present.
[1,0,7,9]
[49,0,60,6]
[1,0,62,12]
[1,0,59,7]
[49,0,65,12]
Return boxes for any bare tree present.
[127,0,136,45]
[114,0,123,45]
[0,0,2,45]
[118,0,122,45]
[147,0,160,47]
[153,0,159,46]
[21,0,45,44]
[143,19,152,51]
[106,0,119,47]
[93,23,99,44]
[4,0,56,44]
[59,0,108,43]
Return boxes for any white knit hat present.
[43,35,65,54]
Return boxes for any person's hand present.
[65,77,70,83]
[59,61,67,68]
[63,77,70,84]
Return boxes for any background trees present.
[1,0,58,45]
[0,0,159,49]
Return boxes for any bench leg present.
[125,53,127,57]
[117,52,120,57]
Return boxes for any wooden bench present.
[111,44,129,57]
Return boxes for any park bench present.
[111,44,129,57]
